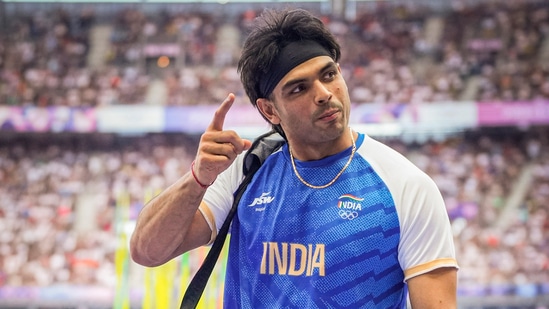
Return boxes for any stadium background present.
[0,0,548,308]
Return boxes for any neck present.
[289,127,355,161]
[289,127,357,189]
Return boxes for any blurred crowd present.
[0,128,547,298]
[393,129,549,296]
[0,133,198,288]
[1,1,549,107]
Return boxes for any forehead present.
[276,56,335,86]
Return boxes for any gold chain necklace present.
[289,127,356,189]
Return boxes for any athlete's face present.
[257,56,352,159]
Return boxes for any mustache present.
[313,102,343,118]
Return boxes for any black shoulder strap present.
[180,131,285,309]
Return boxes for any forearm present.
[130,171,210,267]
[130,93,251,267]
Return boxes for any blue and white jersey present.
[200,132,458,308]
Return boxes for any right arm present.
[130,93,252,267]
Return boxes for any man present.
[131,8,459,308]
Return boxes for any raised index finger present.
[207,93,235,131]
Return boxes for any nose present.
[314,81,332,105]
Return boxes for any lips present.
[318,109,340,121]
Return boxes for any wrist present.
[190,160,215,189]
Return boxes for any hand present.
[193,93,252,185]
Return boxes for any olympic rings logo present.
[338,209,359,220]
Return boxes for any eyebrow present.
[280,60,337,94]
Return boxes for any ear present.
[256,98,281,125]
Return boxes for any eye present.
[323,70,337,81]
[290,84,306,94]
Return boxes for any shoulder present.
[355,132,442,206]
[357,133,429,182]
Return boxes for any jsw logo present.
[249,192,275,207]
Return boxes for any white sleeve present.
[198,154,245,238]
[360,135,458,281]
[394,171,458,281]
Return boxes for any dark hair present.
[237,8,341,136]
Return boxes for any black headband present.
[259,40,333,98]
